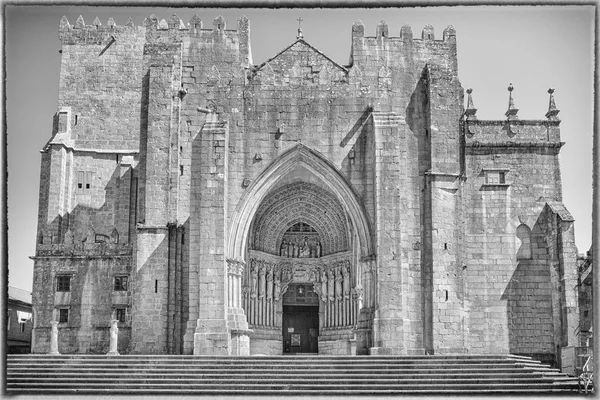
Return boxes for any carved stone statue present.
[320,269,328,302]
[280,240,287,257]
[316,241,321,258]
[300,236,310,258]
[287,240,294,258]
[49,321,60,355]
[107,319,119,356]
[328,269,335,302]
[293,241,299,258]
[266,267,273,300]
[343,264,351,299]
[64,229,75,246]
[274,270,281,301]
[250,261,258,298]
[258,265,266,299]
[335,267,343,301]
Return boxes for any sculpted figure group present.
[250,259,283,301]
[280,236,322,258]
[318,261,351,303]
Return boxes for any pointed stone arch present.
[227,144,374,262]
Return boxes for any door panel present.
[282,305,318,354]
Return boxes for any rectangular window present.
[77,171,84,189]
[56,275,71,292]
[114,276,128,291]
[486,172,499,184]
[7,314,10,330]
[115,308,126,323]
[499,171,506,184]
[76,171,93,191]
[59,308,69,323]
[20,322,25,332]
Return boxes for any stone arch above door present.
[227,144,374,262]
[251,182,349,257]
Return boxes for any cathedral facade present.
[31,14,579,363]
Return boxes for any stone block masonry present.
[31,14,579,362]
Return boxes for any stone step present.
[7,377,578,385]
[6,354,578,394]
[6,382,579,391]
[6,354,541,361]
[6,372,563,381]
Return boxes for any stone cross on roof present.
[297,17,304,39]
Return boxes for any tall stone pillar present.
[370,111,406,354]
[132,43,183,354]
[193,116,232,355]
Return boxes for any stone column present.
[227,259,251,355]
[49,321,60,355]
[107,319,120,356]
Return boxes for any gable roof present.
[253,39,348,74]
[8,286,32,305]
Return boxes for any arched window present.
[516,224,532,260]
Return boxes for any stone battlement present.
[352,20,456,43]
[58,14,250,45]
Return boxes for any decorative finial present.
[545,87,560,120]
[296,17,303,39]
[465,88,477,121]
[505,83,519,121]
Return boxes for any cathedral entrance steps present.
[7,354,579,394]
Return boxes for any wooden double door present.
[282,305,319,354]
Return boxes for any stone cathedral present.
[31,14,580,364]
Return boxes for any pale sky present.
[5,5,595,292]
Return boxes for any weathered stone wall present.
[462,118,576,360]
[31,245,132,354]
[32,15,579,358]
[57,16,146,150]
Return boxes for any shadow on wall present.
[501,213,555,366]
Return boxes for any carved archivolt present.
[251,182,349,256]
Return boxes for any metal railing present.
[579,352,594,394]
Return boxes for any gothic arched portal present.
[227,144,374,354]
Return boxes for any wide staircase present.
[6,354,580,395]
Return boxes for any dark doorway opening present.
[282,305,319,354]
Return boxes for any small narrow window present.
[59,308,69,323]
[155,280,158,293]
[85,172,92,189]
[115,308,126,323]
[7,314,11,330]
[114,276,128,291]
[181,233,185,245]
[445,290,449,301]
[77,171,84,189]
[499,171,506,184]
[20,322,26,332]
[74,115,78,125]
[180,165,184,176]
[56,276,71,292]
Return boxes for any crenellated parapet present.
[351,20,456,43]
[58,14,250,55]
[142,13,250,49]
[58,15,143,45]
[349,21,458,80]
[463,85,563,151]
